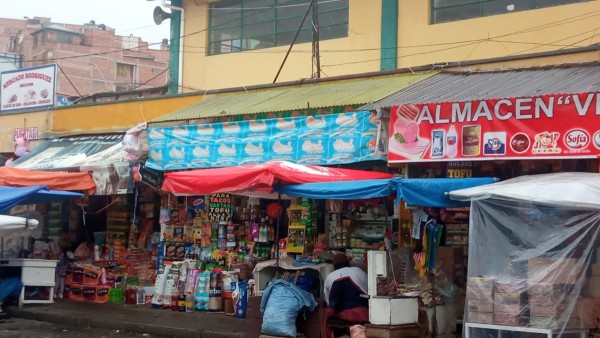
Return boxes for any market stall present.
[274,177,497,334]
[0,185,84,308]
[449,172,600,338]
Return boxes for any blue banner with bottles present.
[146,111,387,170]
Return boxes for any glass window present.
[208,0,348,55]
[431,0,591,23]
[56,32,73,44]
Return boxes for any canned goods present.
[462,125,481,156]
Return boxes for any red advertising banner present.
[388,92,600,163]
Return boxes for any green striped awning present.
[152,72,435,122]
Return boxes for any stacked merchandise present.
[466,277,494,324]
[528,257,582,329]
[577,246,600,329]
[106,196,129,247]
[47,202,63,242]
[493,280,529,326]
[528,283,577,329]
[64,263,114,303]
[149,260,250,317]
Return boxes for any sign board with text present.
[1,64,57,113]
[389,92,600,163]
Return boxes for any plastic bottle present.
[185,293,195,312]
[446,125,458,158]
[136,287,145,305]
[178,292,186,312]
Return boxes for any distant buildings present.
[0,16,169,103]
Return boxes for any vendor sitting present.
[323,253,369,338]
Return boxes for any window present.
[116,63,134,77]
[208,0,349,55]
[56,32,73,44]
[431,0,591,24]
[33,35,38,48]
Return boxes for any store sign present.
[447,161,472,178]
[388,92,600,163]
[208,193,231,222]
[1,64,57,113]
[146,111,386,170]
[13,127,38,140]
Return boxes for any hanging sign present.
[1,64,57,113]
[146,111,386,170]
[208,193,231,222]
[388,92,600,163]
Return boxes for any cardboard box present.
[468,312,493,324]
[494,291,527,305]
[494,312,529,326]
[576,298,600,329]
[495,280,527,294]
[82,266,101,286]
[530,303,568,317]
[584,277,600,298]
[72,266,84,284]
[468,299,493,313]
[528,258,582,285]
[365,323,420,338]
[467,277,493,301]
[70,284,83,301]
[528,283,573,296]
[593,263,600,277]
[530,316,581,329]
[81,285,110,303]
[494,303,528,316]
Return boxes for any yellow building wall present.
[182,0,600,91]
[0,111,51,152]
[182,0,382,91]
[51,95,203,133]
[397,1,600,69]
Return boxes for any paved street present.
[0,318,171,338]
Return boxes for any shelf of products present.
[442,207,470,247]
[106,196,130,247]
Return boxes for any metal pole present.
[273,0,315,83]
[275,193,282,278]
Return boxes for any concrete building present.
[0,16,170,99]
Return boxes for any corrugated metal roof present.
[359,63,600,110]
[152,72,435,122]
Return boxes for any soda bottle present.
[178,292,186,312]
[185,293,194,312]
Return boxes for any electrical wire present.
[2,6,599,65]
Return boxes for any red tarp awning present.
[0,167,96,194]
[162,161,393,196]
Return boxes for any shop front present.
[4,132,149,306]
[449,172,600,337]
[372,64,600,336]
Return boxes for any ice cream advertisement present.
[1,64,57,113]
[388,92,600,163]
[147,111,385,170]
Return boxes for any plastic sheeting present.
[0,167,96,194]
[450,173,600,336]
[260,279,318,337]
[274,177,496,207]
[0,185,83,214]
[161,161,393,196]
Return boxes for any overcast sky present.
[3,0,171,48]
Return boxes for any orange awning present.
[0,167,96,194]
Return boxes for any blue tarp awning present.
[274,177,496,207]
[0,186,83,213]
[273,179,396,201]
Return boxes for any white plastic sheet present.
[451,173,600,336]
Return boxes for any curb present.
[6,307,243,338]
